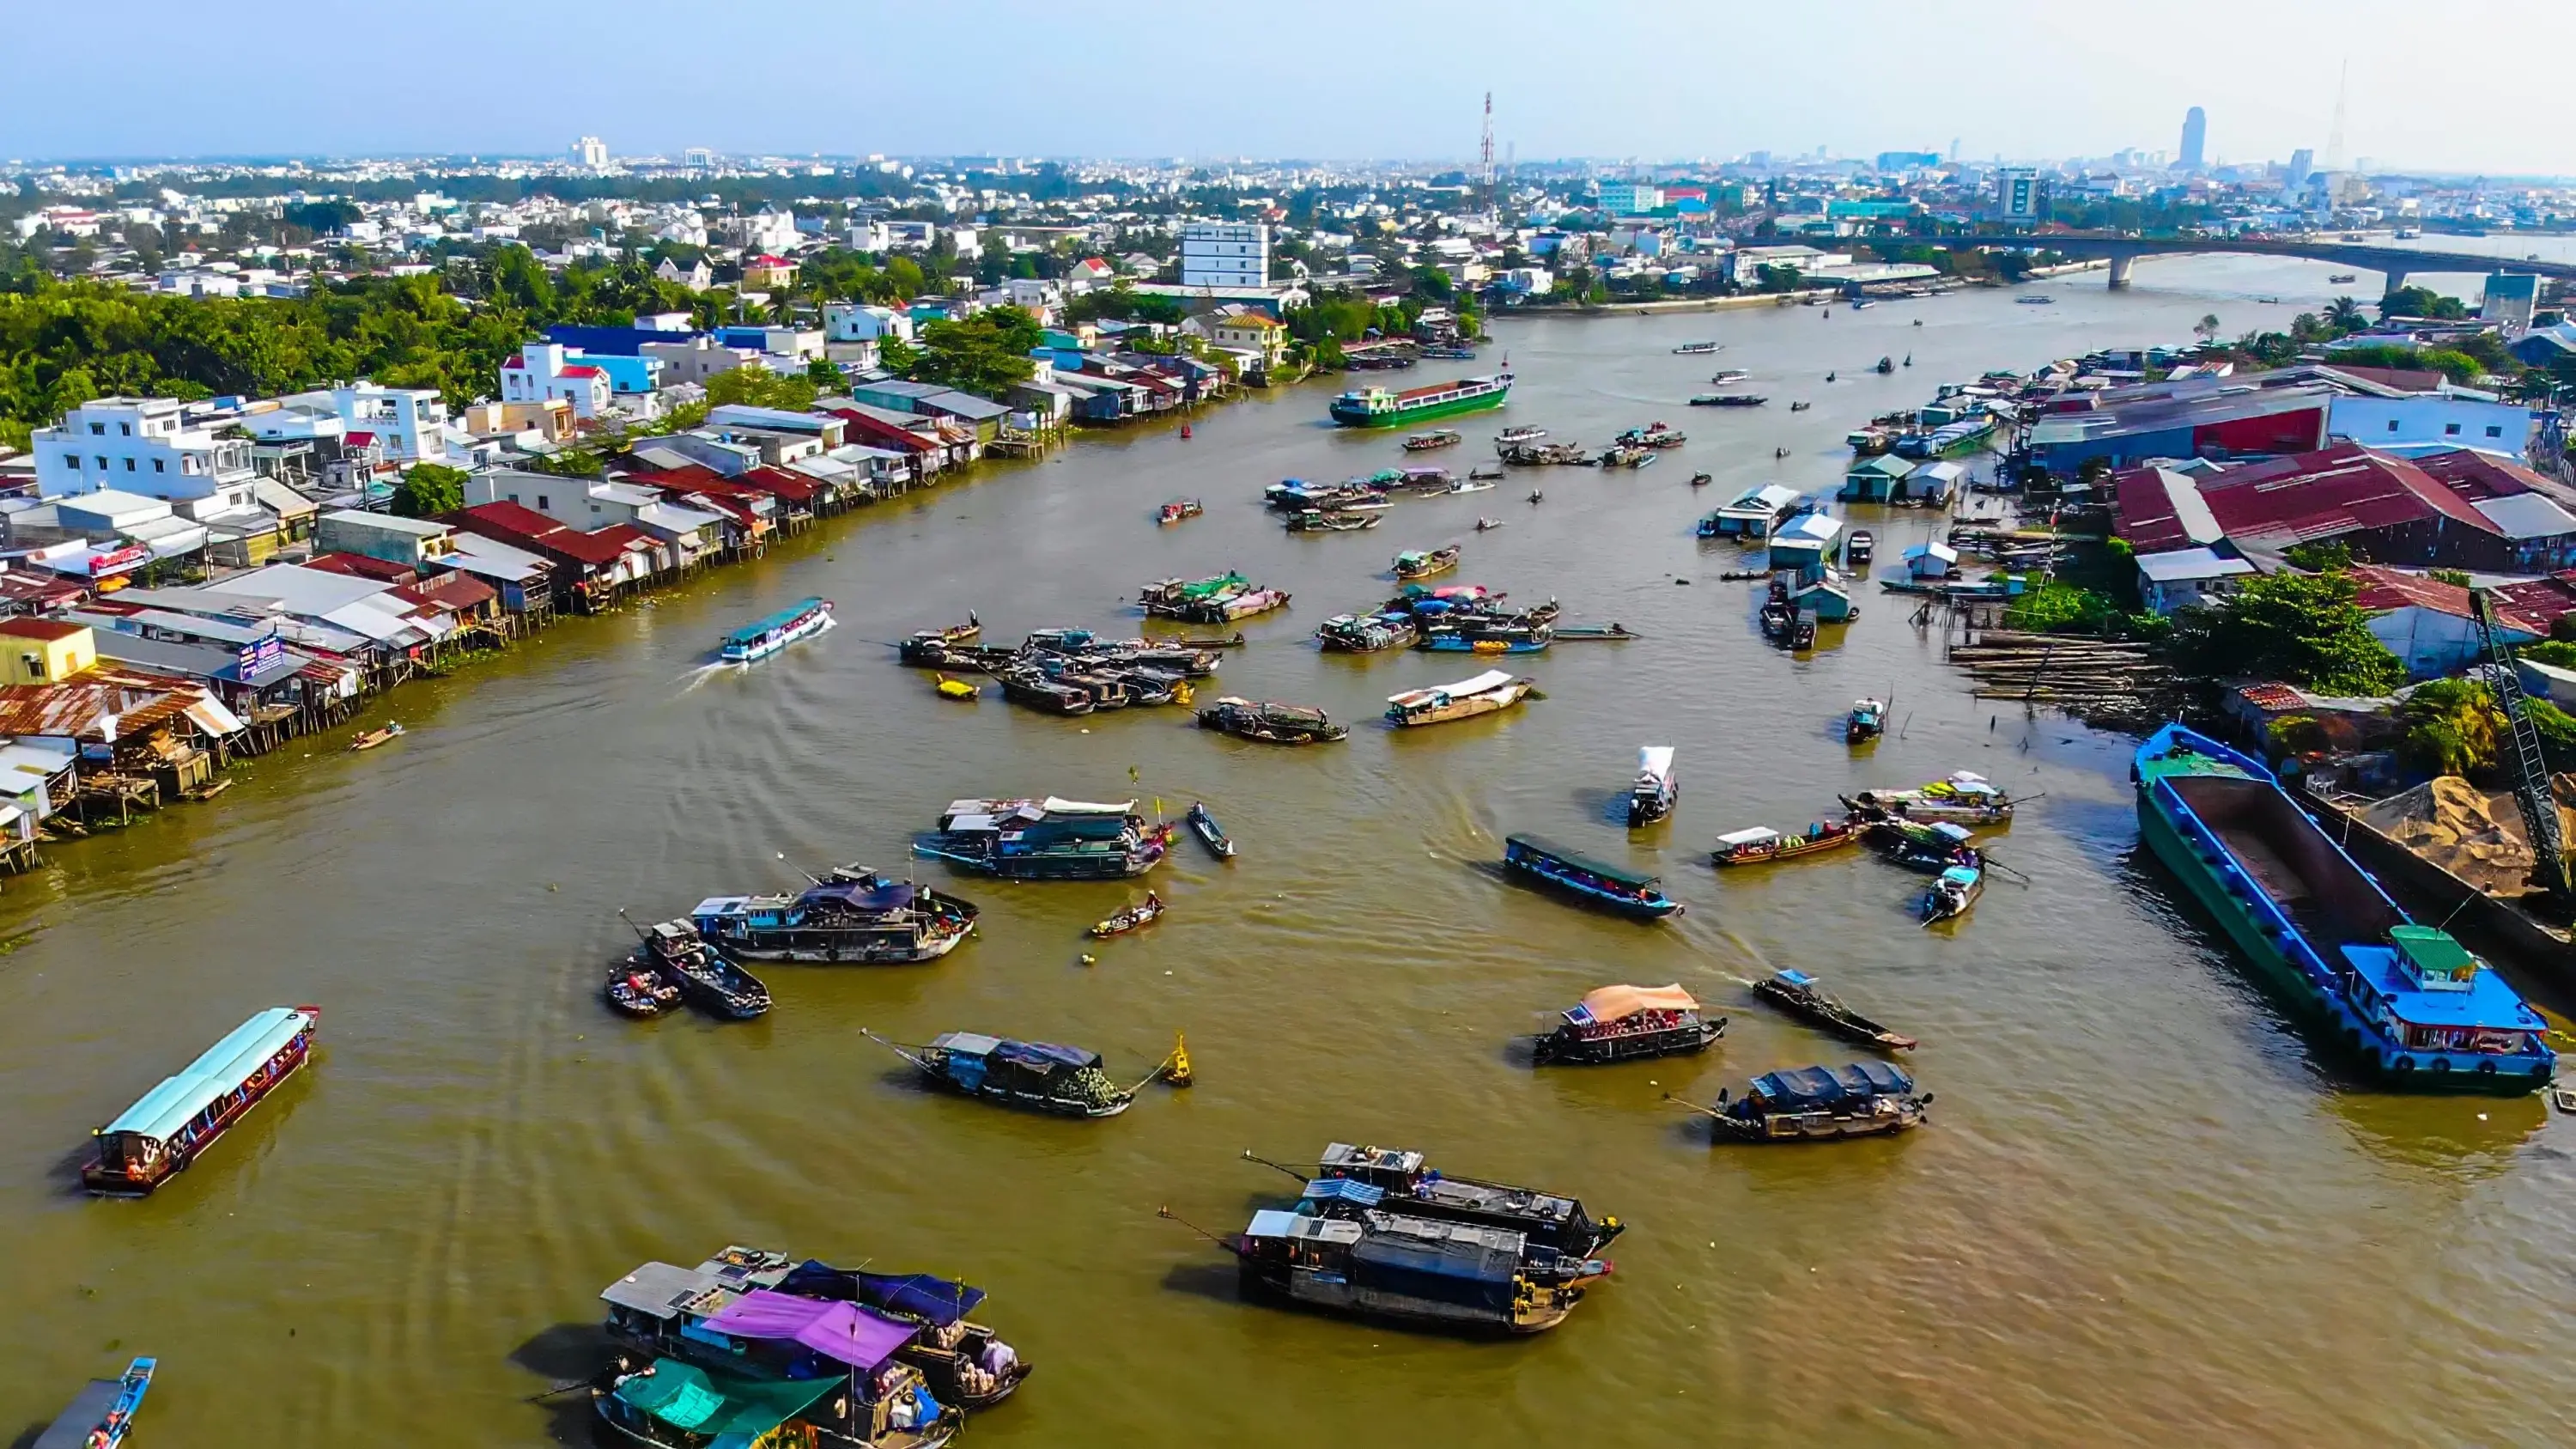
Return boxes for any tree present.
[704,366,817,411]
[2381,285,2467,321]
[392,462,469,518]
[2172,569,2407,696]
[2324,296,2367,332]
[2193,314,2221,344]
[907,306,1042,397]
[2401,678,2500,776]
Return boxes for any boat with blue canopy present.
[690,867,979,964]
[719,597,833,663]
[1685,1060,1931,1142]
[1923,862,1984,922]
[84,1006,319,1196]
[1502,834,1683,919]
[868,1030,1137,1117]
[33,1357,153,1449]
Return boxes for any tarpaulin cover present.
[1302,1177,1387,1206]
[701,1290,917,1370]
[614,1359,838,1438]
[1576,983,1699,1023]
[802,880,915,911]
[994,1040,1099,1070]
[781,1263,987,1327]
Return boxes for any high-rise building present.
[2284,148,2316,199]
[1995,168,2044,222]
[1180,222,1269,289]
[2179,107,2207,169]
[572,136,610,168]
[681,147,716,168]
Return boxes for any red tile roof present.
[440,501,630,568]
[393,573,497,612]
[2489,573,2576,631]
[557,364,603,379]
[2347,563,2544,633]
[2410,447,2551,502]
[738,465,821,503]
[304,551,419,583]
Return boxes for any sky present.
[5,0,2573,177]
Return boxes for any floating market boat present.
[1753,970,1917,1050]
[1710,819,1862,867]
[875,1032,1138,1117]
[349,721,404,751]
[2015,294,2055,305]
[1197,696,1349,744]
[1846,773,2015,824]
[33,1357,154,1449]
[1385,669,1534,727]
[1672,341,1722,355]
[1692,394,1767,407]
[1186,801,1235,859]
[1628,746,1677,827]
[1688,1061,1931,1142]
[778,1258,1031,1410]
[1285,508,1382,533]
[897,634,1016,670]
[1140,573,1249,618]
[1532,983,1725,1066]
[1307,1142,1625,1257]
[1710,368,1751,384]
[1421,345,1478,360]
[1403,429,1463,452]
[2135,724,2557,1091]
[1864,818,1979,874]
[720,597,835,664]
[996,671,1092,715]
[636,919,771,1020]
[1157,498,1204,525]
[1196,587,1289,623]
[1846,697,1886,744]
[1495,425,1547,447]
[1265,480,1380,512]
[690,869,980,964]
[1552,623,1637,641]
[82,1007,318,1196]
[1089,892,1165,938]
[1231,1209,1589,1335]
[596,1349,953,1449]
[1922,862,1984,922]
[1418,623,1552,654]
[916,797,1168,880]
[605,959,683,1018]
[1393,545,1463,581]
[1614,423,1686,449]
[1329,373,1514,428]
[1846,529,1874,564]
[1315,612,1418,652]
[1502,834,1684,920]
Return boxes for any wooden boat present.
[1846,697,1886,744]
[777,1259,1033,1410]
[1627,745,1677,828]
[1846,529,1875,564]
[1157,497,1204,524]
[1789,400,1811,411]
[1495,426,1547,447]
[1552,622,1637,641]
[1303,1141,1624,1257]
[1384,669,1533,727]
[1692,394,1767,407]
[918,797,1169,880]
[33,1357,154,1449]
[1448,478,1496,495]
[1165,631,1245,648]
[1285,508,1382,533]
[349,721,404,752]
[897,635,1016,670]
[1923,862,1984,922]
[1197,696,1349,744]
[1710,368,1751,384]
[872,1031,1137,1117]
[1673,341,1722,355]
[720,597,834,663]
[1418,623,1552,654]
[595,1354,956,1449]
[637,919,770,1020]
[689,868,980,965]
[83,1008,319,1196]
[1393,545,1462,581]
[1474,517,1505,531]
[1502,833,1684,920]
[1689,471,1712,487]
[1846,772,2014,824]
[1231,1208,1588,1335]
[1532,983,1724,1065]
[1140,572,1249,617]
[1710,819,1862,867]
[1686,1061,1931,1142]
[1186,801,1236,859]
[996,669,1092,715]
[1469,463,1505,480]
[605,961,683,1018]
[1863,818,1979,874]
[1403,429,1463,452]
[1753,970,1917,1050]
[933,673,977,701]
[1089,892,1165,938]
[1874,356,1894,374]
[1315,612,1417,652]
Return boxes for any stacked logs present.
[1946,630,2181,726]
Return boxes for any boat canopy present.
[1752,1060,1917,1108]
[1388,669,1515,707]
[1930,823,1975,844]
[613,1358,840,1440]
[993,1039,1101,1070]
[1350,1213,1526,1310]
[102,1007,313,1143]
[721,598,827,647]
[1637,746,1676,782]
[1575,983,1699,1023]
[1940,865,1982,887]
[1772,969,1817,988]
[2340,943,2547,1031]
[780,1263,987,1327]
[1246,1209,1364,1243]
[1724,483,1801,514]
[1040,796,1135,816]
[799,880,916,912]
[701,1289,919,1370]
[1505,834,1662,889]
[1715,825,1781,848]
[1303,1177,1388,1207]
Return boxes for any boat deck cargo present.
[83,1006,319,1196]
[720,597,834,663]
[1196,696,1349,744]
[1502,833,1683,919]
[1533,983,1724,1066]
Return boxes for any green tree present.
[391,462,469,518]
[703,366,817,411]
[907,307,1041,397]
[2324,296,2367,332]
[2381,285,2468,321]
[2193,314,2221,344]
[2400,678,2499,776]
[2172,569,2407,696]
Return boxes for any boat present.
[916,796,1168,880]
[1140,572,1249,617]
[1689,1061,1931,1142]
[1864,818,1980,874]
[1894,415,1998,460]
[2328,272,2358,283]
[1628,746,1677,827]
[1874,356,1894,374]
[1691,393,1767,407]
[1384,669,1534,727]
[1089,892,1165,938]
[1197,696,1349,744]
[1266,480,1380,512]
[1672,341,1722,355]
[690,868,980,964]
[1923,862,1984,922]
[1330,373,1514,429]
[1552,623,1637,641]
[897,635,1016,670]
[33,1358,154,1449]
[1752,970,1917,1050]
[1701,482,1801,539]
[1186,801,1235,859]
[2015,295,2055,305]
[349,721,404,752]
[876,1031,1138,1117]
[1689,471,1711,487]
[1403,429,1464,452]
[1845,772,2014,824]
[596,1351,954,1449]
[1494,426,1547,447]
[1615,423,1686,449]
[1418,623,1552,654]
[1193,586,1290,623]
[1789,401,1810,411]
[605,960,683,1018]
[636,919,771,1020]
[1231,1207,1589,1334]
[1449,477,1496,495]
[1157,498,1204,525]
[1532,983,1725,1066]
[1315,612,1417,652]
[933,673,976,701]
[1502,833,1684,919]
[1421,346,1478,360]
[1285,508,1382,533]
[995,670,1092,715]
[1846,697,1886,744]
[778,1258,1031,1410]
[82,1007,319,1196]
[2135,724,2557,1091]
[1305,1142,1624,1257]
[1710,819,1862,867]
[1710,368,1751,385]
[1164,631,1247,648]
[1475,517,1505,531]
[1846,529,1874,564]
[720,597,835,663]
[1393,545,1462,580]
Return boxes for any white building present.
[500,342,613,422]
[823,302,914,344]
[31,397,258,508]
[2327,395,2531,456]
[1181,222,1269,289]
[323,382,450,464]
[573,136,611,168]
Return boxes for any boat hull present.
[1534,1021,1722,1065]
[1330,382,1512,429]
[1504,858,1684,920]
[1710,1100,1928,1142]
[1237,1261,1572,1335]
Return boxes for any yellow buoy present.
[1163,1030,1194,1087]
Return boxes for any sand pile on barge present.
[2360,776,2576,896]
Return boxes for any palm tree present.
[2324,296,2366,332]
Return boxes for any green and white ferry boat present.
[1328,373,1513,429]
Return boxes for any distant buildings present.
[1593,181,1663,215]
[2180,107,2208,170]
[32,398,256,506]
[1179,222,1267,289]
[571,137,610,169]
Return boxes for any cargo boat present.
[83,1007,319,1196]
[1502,833,1684,919]
[915,797,1168,880]
[1305,1141,1625,1257]
[1532,983,1724,1066]
[33,1357,153,1449]
[720,597,833,663]
[2133,724,2556,1092]
[875,1031,1137,1117]
[1385,669,1533,727]
[1233,1209,1588,1334]
[690,868,979,964]
[1692,1061,1931,1142]
[1329,373,1514,429]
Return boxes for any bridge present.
[1941,234,2576,293]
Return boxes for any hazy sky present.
[6,0,2571,176]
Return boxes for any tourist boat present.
[1186,801,1235,859]
[1140,572,1249,618]
[605,960,683,1018]
[1417,623,1552,654]
[1089,892,1165,938]
[1863,818,1979,874]
[1846,529,1875,564]
[932,673,976,701]
[1532,983,1724,1066]
[82,1007,318,1196]
[1285,508,1383,533]
[1692,393,1767,407]
[1385,670,1534,727]
[2135,724,2557,1091]
[1231,1208,1589,1335]
[916,797,1168,880]
[33,1357,154,1449]
[690,868,980,964]
[1157,497,1204,525]
[636,919,771,1020]
[349,721,404,752]
[1306,1141,1625,1257]
[1753,970,1917,1050]
[1393,545,1463,581]
[1847,697,1886,744]
[1403,429,1463,452]
[1628,745,1677,827]
[1329,372,1513,428]
[720,597,834,663]
[1315,612,1418,652]
[1688,1061,1932,1142]
[1673,341,1722,355]
[1710,819,1862,867]
[596,1349,954,1449]
[1502,834,1684,919]
[872,1031,1137,1117]
[1846,773,2015,824]
[1197,696,1349,744]
[1922,862,1984,922]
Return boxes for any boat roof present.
[781,1263,987,1327]
[1940,865,1982,886]
[702,1289,920,1370]
[103,1007,313,1143]
[1751,1060,1916,1107]
[1352,1209,1528,1278]
[1772,969,1817,987]
[720,597,827,646]
[1505,833,1662,889]
[1637,745,1675,777]
[1575,983,1698,1022]
[1724,483,1801,511]
[1716,825,1780,846]
[929,1030,1006,1056]
[1246,1209,1365,1244]
[1322,1142,1425,1175]
[601,1261,737,1320]
[1387,669,1516,706]
[2338,944,2547,1029]
[1302,1177,1388,1206]
[931,1033,1102,1069]
[1776,512,1844,544]
[613,1359,841,1441]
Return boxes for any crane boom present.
[2470,588,2572,897]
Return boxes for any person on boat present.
[1145,890,1162,911]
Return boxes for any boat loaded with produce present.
[1710,819,1863,867]
[1196,696,1350,744]
[872,1031,1139,1117]
[915,797,1170,880]
[1685,1061,1933,1143]
[1531,983,1726,1066]
[632,917,771,1020]
[690,868,981,964]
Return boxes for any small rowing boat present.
[1186,802,1235,859]
[1089,892,1165,938]
[605,961,683,1019]
[1710,819,1861,867]
[1393,545,1462,580]
[1752,969,1917,1050]
[349,721,404,752]
[1157,498,1204,525]
[1922,862,1984,923]
[634,917,770,1020]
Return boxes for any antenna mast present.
[2324,58,2348,173]
[1479,91,1496,210]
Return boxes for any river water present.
[8,254,2575,1449]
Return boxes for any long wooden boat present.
[720,597,834,663]
[917,797,1169,880]
[1710,820,1863,866]
[1402,429,1463,452]
[690,869,980,964]
[1845,772,2015,824]
[1308,1141,1625,1257]
[1418,624,1551,654]
[1157,498,1203,524]
[636,919,770,1020]
[349,721,404,752]
[1233,1208,1585,1334]
[1502,833,1684,919]
[1385,669,1534,727]
[1532,983,1724,1066]
[1628,746,1677,827]
[1393,545,1462,580]
[1088,892,1165,938]
[2136,723,2556,1092]
[872,1031,1136,1117]
[33,1358,154,1449]
[1139,573,1248,617]
[84,1008,318,1196]
[1198,696,1349,744]
[1285,508,1382,533]
[1186,801,1236,859]
[1752,970,1917,1050]
[1689,1061,1931,1142]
